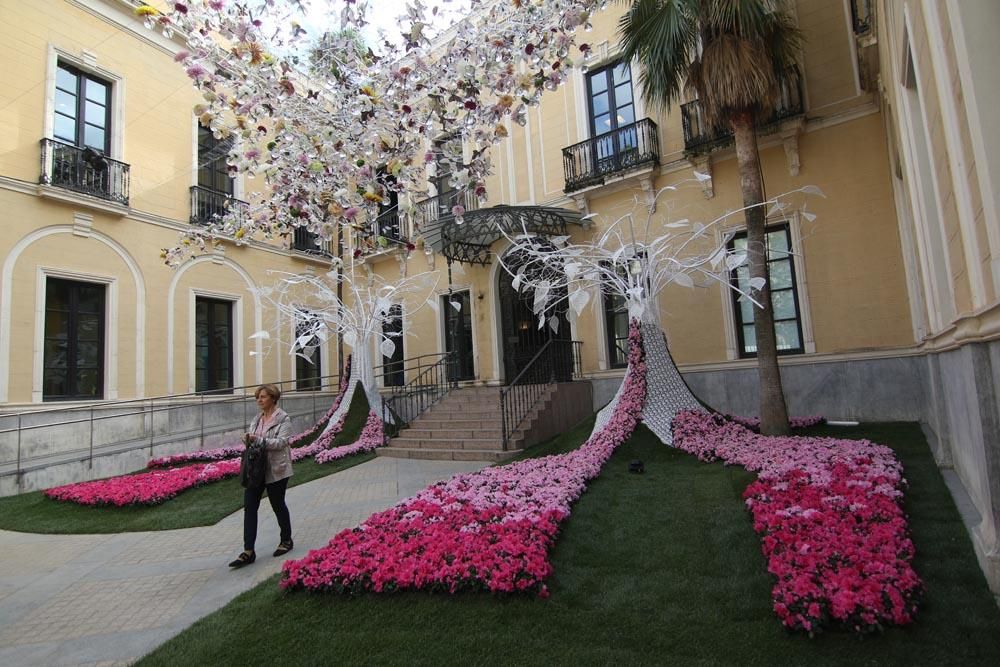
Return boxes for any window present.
[54,62,111,152]
[729,224,804,357]
[44,278,105,400]
[586,61,638,171]
[198,126,233,195]
[295,312,322,391]
[382,305,404,387]
[195,297,233,393]
[601,267,629,369]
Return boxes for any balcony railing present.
[562,118,660,193]
[292,227,334,256]
[373,207,407,244]
[39,139,130,206]
[189,185,249,226]
[414,188,480,227]
[681,67,804,154]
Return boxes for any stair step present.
[424,409,502,420]
[390,437,517,450]
[409,419,500,430]
[377,447,520,462]
[400,428,503,440]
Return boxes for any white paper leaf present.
[248,330,271,340]
[511,273,523,293]
[549,235,570,246]
[749,277,767,291]
[294,333,313,350]
[709,247,727,270]
[426,298,439,312]
[580,212,598,220]
[569,288,590,316]
[672,272,694,288]
[664,220,689,228]
[379,337,396,358]
[692,222,706,237]
[725,252,747,270]
[800,185,826,197]
[564,262,581,280]
[249,350,258,356]
[450,300,462,312]
[538,314,546,330]
[548,315,559,333]
[693,170,711,182]
[802,211,817,222]
[343,331,357,348]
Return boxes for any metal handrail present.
[189,185,249,226]
[499,339,582,450]
[379,352,458,445]
[0,371,344,484]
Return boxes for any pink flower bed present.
[44,459,241,506]
[291,413,347,461]
[672,410,922,634]
[314,410,384,463]
[148,444,245,468]
[725,414,826,430]
[280,322,647,596]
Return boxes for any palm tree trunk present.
[732,111,790,436]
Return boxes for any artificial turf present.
[137,420,1000,666]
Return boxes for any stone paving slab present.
[0,457,486,666]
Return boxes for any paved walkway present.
[0,457,487,666]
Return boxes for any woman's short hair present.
[255,384,281,402]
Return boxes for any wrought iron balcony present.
[292,227,334,256]
[414,188,480,226]
[189,185,248,226]
[373,207,407,244]
[562,118,660,193]
[39,138,130,206]
[681,67,804,154]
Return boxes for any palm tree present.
[618,0,803,435]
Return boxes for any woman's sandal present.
[228,550,256,568]
[273,541,294,557]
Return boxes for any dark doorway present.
[382,304,405,386]
[497,248,572,384]
[195,297,233,394]
[43,278,105,400]
[442,290,474,381]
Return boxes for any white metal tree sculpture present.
[496,180,822,444]
[251,263,439,424]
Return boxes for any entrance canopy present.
[421,204,583,265]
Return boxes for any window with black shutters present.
[53,62,111,153]
[195,297,234,393]
[44,278,105,401]
[729,224,805,358]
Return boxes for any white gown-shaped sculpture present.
[592,314,702,445]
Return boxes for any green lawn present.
[0,385,373,533]
[138,421,1000,666]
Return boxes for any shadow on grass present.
[138,421,1000,666]
[0,385,373,534]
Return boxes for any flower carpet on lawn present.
[44,363,366,507]
[672,410,922,634]
[280,323,648,596]
[314,410,385,463]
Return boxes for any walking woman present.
[229,384,294,568]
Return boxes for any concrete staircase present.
[376,385,546,462]
[377,381,595,462]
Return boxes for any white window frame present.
[34,268,118,402]
[188,289,244,394]
[719,214,816,360]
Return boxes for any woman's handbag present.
[240,442,267,489]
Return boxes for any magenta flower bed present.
[672,410,922,634]
[148,444,245,468]
[725,414,826,430]
[314,411,384,463]
[289,356,352,447]
[44,459,241,506]
[280,323,647,596]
